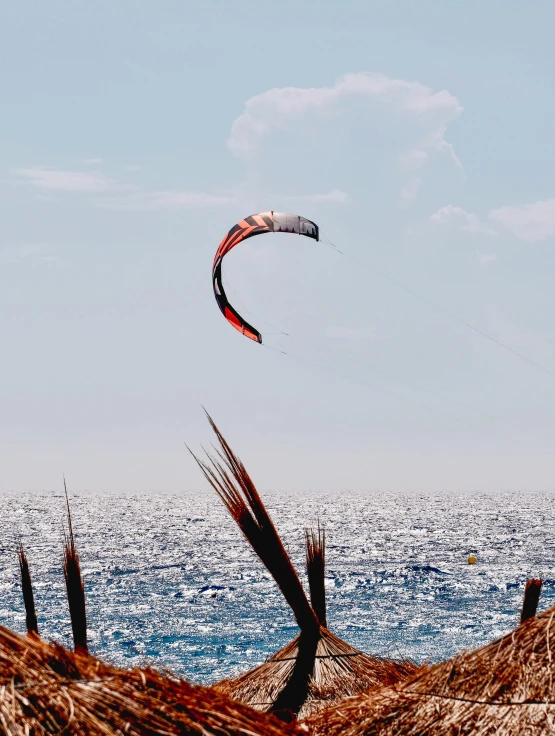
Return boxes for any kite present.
[212,211,319,343]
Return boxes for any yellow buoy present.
[468,555,477,565]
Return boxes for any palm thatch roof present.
[10,485,297,735]
[216,625,416,721]
[0,623,299,735]
[307,583,554,736]
[190,414,418,720]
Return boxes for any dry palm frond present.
[307,599,555,736]
[521,578,542,623]
[193,414,418,720]
[63,480,88,655]
[305,523,326,627]
[189,413,322,719]
[188,412,319,636]
[0,624,299,736]
[17,542,39,636]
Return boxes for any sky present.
[2,0,555,492]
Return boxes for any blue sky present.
[2,0,555,492]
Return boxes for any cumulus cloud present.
[489,198,555,242]
[431,205,496,235]
[14,167,118,193]
[228,71,463,163]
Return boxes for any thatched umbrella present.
[307,582,554,736]
[0,623,299,736]
[190,414,417,721]
[11,490,296,735]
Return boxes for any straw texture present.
[307,600,555,735]
[217,626,418,720]
[0,623,300,735]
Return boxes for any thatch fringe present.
[305,524,326,627]
[17,543,39,637]
[520,578,542,623]
[63,481,88,655]
[217,626,420,720]
[307,601,555,735]
[0,624,298,735]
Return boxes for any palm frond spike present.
[63,479,88,655]
[17,543,39,636]
[305,523,327,627]
[520,578,542,623]
[189,412,319,636]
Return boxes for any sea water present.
[0,490,553,683]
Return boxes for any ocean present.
[0,490,553,683]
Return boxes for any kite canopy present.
[213,211,319,343]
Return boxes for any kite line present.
[210,210,549,426]
[319,235,555,381]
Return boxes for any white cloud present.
[13,165,236,211]
[228,71,463,162]
[477,252,497,266]
[431,205,496,235]
[432,198,555,243]
[284,189,349,204]
[430,132,464,174]
[489,198,555,242]
[14,167,118,193]
[404,148,429,167]
[99,190,236,210]
[400,178,421,204]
